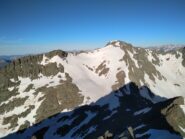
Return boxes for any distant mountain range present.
[0,55,22,69]
[0,41,185,139]
[147,44,185,52]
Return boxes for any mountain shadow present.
[2,82,185,139]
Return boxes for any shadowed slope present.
[3,82,185,139]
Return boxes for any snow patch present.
[134,107,151,115]
[134,124,146,131]
[7,87,14,92]
[40,54,49,65]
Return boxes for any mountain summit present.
[0,41,185,138]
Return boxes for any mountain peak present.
[105,40,134,51]
[44,49,68,58]
[106,40,133,48]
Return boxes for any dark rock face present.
[42,63,64,76]
[35,80,84,123]
[4,82,185,139]
[45,50,68,59]
[0,49,68,100]
[95,60,109,76]
[0,50,67,83]
[112,70,125,90]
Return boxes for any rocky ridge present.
[0,41,185,138]
[3,82,185,139]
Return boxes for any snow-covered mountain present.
[0,40,185,139]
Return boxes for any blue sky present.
[0,0,185,55]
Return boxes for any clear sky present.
[0,0,185,55]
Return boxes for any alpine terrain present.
[0,40,185,139]
[0,56,21,69]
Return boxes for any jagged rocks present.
[98,127,135,139]
[115,127,135,139]
[161,96,185,137]
[0,50,67,83]
[98,130,113,139]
